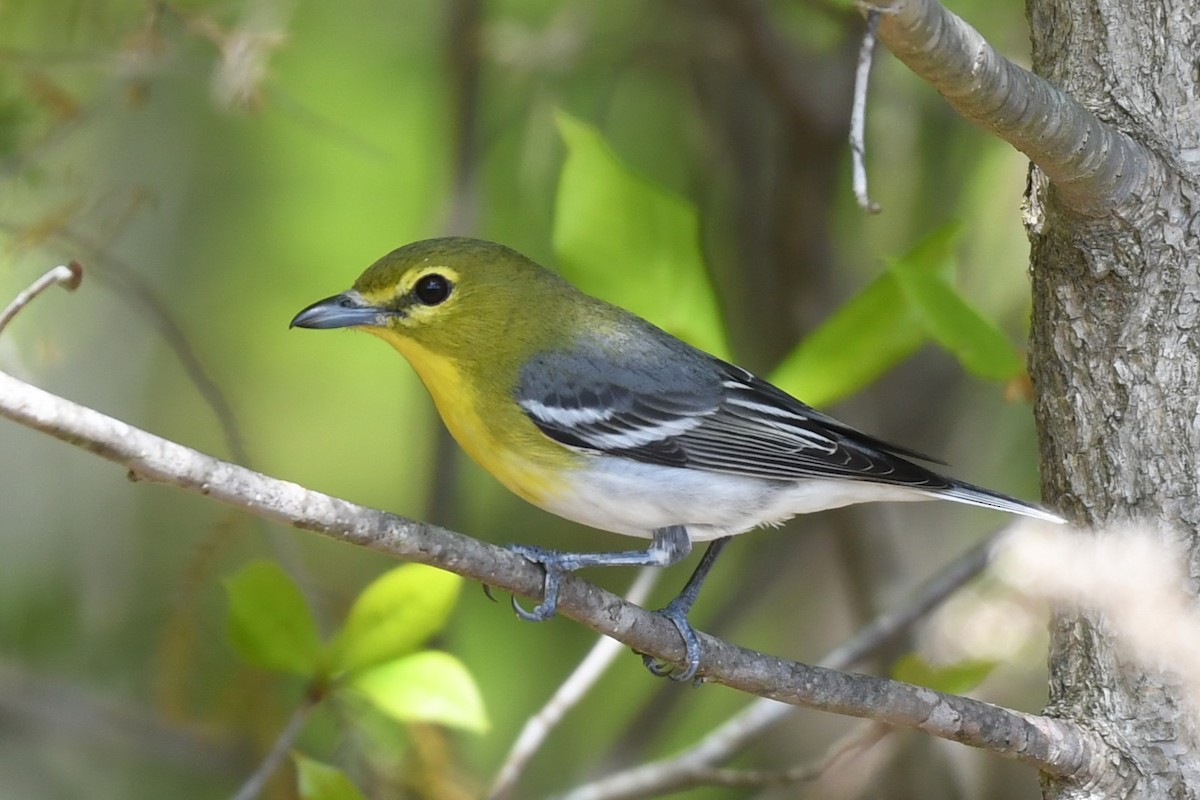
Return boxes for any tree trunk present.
[1026,0,1200,796]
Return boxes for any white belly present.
[539,457,930,542]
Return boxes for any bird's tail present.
[937,481,1066,524]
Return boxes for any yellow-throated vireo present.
[292,237,1063,681]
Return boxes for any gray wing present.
[514,345,955,490]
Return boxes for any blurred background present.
[0,1,1049,798]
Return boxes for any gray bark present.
[1026,0,1200,797]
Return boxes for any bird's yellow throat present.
[363,326,573,507]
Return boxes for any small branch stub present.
[0,262,84,336]
[850,11,882,214]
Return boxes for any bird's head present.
[291,237,572,366]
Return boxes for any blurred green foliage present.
[225,561,484,796]
[294,753,369,800]
[891,653,998,697]
[770,222,963,405]
[330,563,464,677]
[554,111,731,360]
[0,1,1047,798]
[226,560,324,676]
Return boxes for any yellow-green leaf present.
[294,754,367,800]
[769,222,962,406]
[769,271,924,406]
[329,564,462,675]
[890,263,1024,381]
[553,111,730,359]
[348,650,488,733]
[224,560,320,676]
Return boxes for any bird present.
[291,236,1063,681]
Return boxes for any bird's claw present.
[504,541,705,682]
[506,543,564,621]
[510,593,556,621]
[642,600,703,683]
[640,653,677,678]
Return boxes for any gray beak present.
[290,291,383,329]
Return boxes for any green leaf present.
[768,272,924,406]
[348,651,488,733]
[892,653,997,695]
[769,223,963,406]
[890,220,962,285]
[293,753,367,800]
[224,560,321,676]
[330,564,462,675]
[553,111,730,359]
[890,264,1024,381]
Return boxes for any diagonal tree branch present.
[858,0,1157,214]
[0,364,1106,781]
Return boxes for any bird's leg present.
[643,536,732,682]
[506,525,692,623]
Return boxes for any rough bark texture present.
[1026,0,1200,797]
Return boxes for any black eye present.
[413,273,452,305]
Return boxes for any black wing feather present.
[515,342,956,492]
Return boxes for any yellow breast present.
[368,329,575,507]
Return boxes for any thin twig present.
[630,721,889,792]
[0,262,83,335]
[66,230,251,466]
[558,529,1004,800]
[229,697,317,800]
[487,568,661,800]
[849,11,881,213]
[821,527,1002,668]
